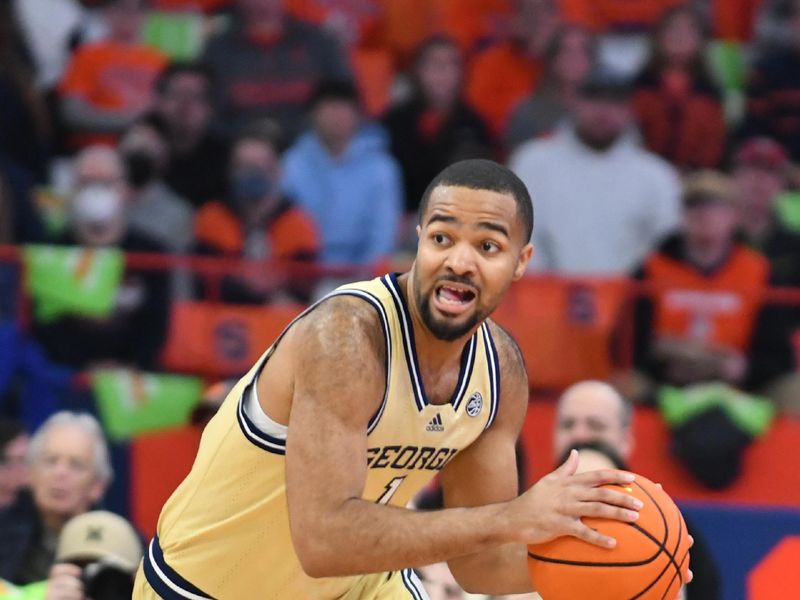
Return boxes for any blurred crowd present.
[1,0,800,596]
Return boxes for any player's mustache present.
[434,275,477,290]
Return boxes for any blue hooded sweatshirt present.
[282,124,403,265]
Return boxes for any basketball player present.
[133,160,644,599]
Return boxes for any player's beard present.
[415,275,485,342]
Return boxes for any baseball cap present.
[734,137,789,171]
[56,511,143,573]
[682,170,736,208]
[577,65,632,101]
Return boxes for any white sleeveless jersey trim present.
[244,383,287,440]
[236,286,393,452]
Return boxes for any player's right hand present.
[44,563,85,600]
[505,449,643,548]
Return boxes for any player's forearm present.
[448,543,533,594]
[291,498,517,578]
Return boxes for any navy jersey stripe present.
[401,569,430,600]
[383,273,479,412]
[143,536,213,600]
[482,323,501,429]
[382,274,426,411]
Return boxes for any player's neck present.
[397,272,478,373]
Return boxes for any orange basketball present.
[528,473,691,600]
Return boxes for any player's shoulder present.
[293,293,386,360]
[485,319,528,389]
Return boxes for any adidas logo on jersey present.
[426,413,444,432]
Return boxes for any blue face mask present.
[231,170,272,204]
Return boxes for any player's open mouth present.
[433,283,476,315]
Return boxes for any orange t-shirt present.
[59,41,167,112]
[194,200,320,260]
[560,0,685,31]
[380,0,511,63]
[644,245,769,352]
[466,41,543,138]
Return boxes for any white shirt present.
[510,125,681,276]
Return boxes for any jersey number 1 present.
[376,476,406,505]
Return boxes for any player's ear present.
[416,224,421,238]
[513,243,534,280]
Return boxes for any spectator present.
[194,123,320,303]
[632,171,769,391]
[0,155,46,244]
[510,67,681,274]
[58,0,168,148]
[742,0,800,161]
[283,80,402,266]
[0,323,76,432]
[505,24,596,151]
[12,0,89,90]
[553,380,634,462]
[32,146,169,370]
[560,0,685,77]
[154,62,229,208]
[631,6,726,170]
[284,0,384,50]
[0,412,112,585]
[732,138,800,394]
[734,137,800,275]
[35,510,142,600]
[466,0,560,138]
[553,380,721,600]
[383,36,491,216]
[202,0,351,141]
[0,420,28,510]
[0,1,51,182]
[118,118,194,253]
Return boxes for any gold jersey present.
[137,274,500,600]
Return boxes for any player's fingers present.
[581,486,644,511]
[569,520,617,549]
[572,501,639,523]
[688,535,694,547]
[687,569,694,584]
[572,468,636,487]
[551,448,579,479]
[48,563,83,579]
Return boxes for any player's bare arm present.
[283,299,642,580]
[442,323,644,594]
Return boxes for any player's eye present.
[432,233,450,246]
[481,240,500,253]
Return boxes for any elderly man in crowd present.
[0,412,112,585]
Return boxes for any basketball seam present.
[628,512,684,599]
[626,482,684,600]
[527,536,663,569]
[660,546,690,600]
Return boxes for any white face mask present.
[71,185,123,225]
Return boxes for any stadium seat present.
[492,276,629,390]
[160,302,305,378]
[130,426,202,537]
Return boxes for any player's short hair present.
[418,159,534,242]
